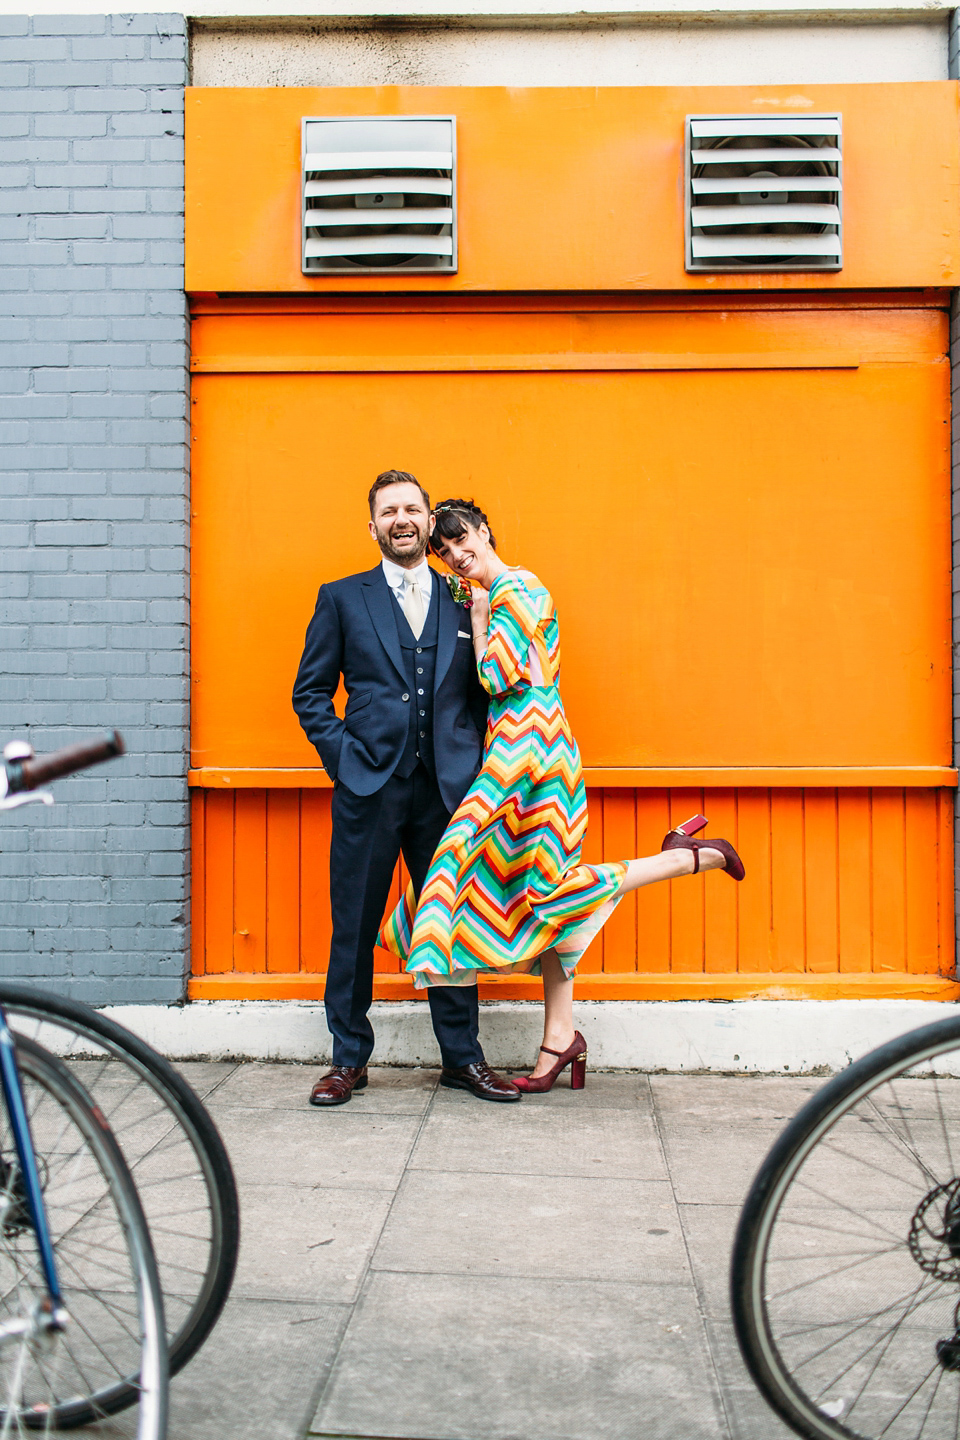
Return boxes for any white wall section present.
[191,20,947,84]
[99,998,960,1072]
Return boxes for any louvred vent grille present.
[685,114,842,273]
[302,116,456,274]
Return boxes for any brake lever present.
[0,791,54,812]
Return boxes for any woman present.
[379,499,744,1093]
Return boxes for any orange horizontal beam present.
[188,972,960,1003]
[187,766,958,789]
[190,351,860,376]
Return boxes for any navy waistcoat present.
[393,581,439,778]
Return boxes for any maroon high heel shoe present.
[661,817,745,883]
[513,1031,587,1094]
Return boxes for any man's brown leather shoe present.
[309,1065,368,1107]
[440,1061,522,1102]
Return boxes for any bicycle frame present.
[0,1006,66,1340]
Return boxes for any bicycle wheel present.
[732,1013,960,1440]
[0,984,239,1382]
[0,1034,167,1435]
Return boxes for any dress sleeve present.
[478,575,542,697]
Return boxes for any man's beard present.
[375,523,430,566]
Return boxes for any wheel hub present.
[908,1178,960,1280]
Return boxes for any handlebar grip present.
[6,732,125,794]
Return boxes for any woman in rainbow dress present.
[379,499,744,1093]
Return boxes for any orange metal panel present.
[577,789,605,973]
[905,789,941,974]
[634,789,671,973]
[703,788,738,975]
[803,791,839,974]
[299,789,331,973]
[838,789,872,974]
[185,83,960,294]
[190,790,206,977]
[736,791,773,974]
[266,790,300,973]
[202,791,235,976]
[233,790,267,973]
[601,790,637,974]
[870,789,907,974]
[770,789,805,975]
[940,792,957,971]
[190,315,952,776]
[667,788,705,974]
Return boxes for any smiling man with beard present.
[293,469,521,1106]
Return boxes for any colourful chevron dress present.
[378,568,627,987]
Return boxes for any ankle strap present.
[539,1044,564,1057]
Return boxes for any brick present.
[111,61,184,85]
[33,370,108,394]
[72,191,146,212]
[0,140,69,162]
[113,213,182,240]
[74,396,146,418]
[74,138,147,164]
[74,89,148,113]
[0,91,68,113]
[35,521,110,547]
[110,113,180,139]
[72,36,147,61]
[35,215,109,239]
[0,37,68,60]
[34,163,111,187]
[32,16,107,34]
[34,62,110,87]
[35,114,107,137]
[74,240,147,265]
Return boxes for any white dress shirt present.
[381,556,433,611]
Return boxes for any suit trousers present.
[326,763,483,1070]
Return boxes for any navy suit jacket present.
[292,565,488,813]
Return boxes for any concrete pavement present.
[94,1061,833,1440]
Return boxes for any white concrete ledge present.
[100,997,960,1073]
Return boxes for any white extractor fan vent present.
[302,116,456,274]
[685,114,842,273]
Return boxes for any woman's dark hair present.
[430,498,497,553]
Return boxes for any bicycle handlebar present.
[5,732,125,794]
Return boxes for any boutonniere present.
[445,574,473,608]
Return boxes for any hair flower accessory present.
[445,574,473,608]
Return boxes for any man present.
[293,469,521,1105]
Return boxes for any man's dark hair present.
[368,469,430,518]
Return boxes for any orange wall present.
[189,784,958,1000]
[185,82,960,295]
[190,297,952,775]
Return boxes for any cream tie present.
[401,574,425,639]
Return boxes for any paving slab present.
[310,1272,724,1440]
[409,1101,667,1180]
[373,1169,686,1283]
[232,1181,394,1303]
[212,1104,423,1190]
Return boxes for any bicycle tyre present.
[732,1012,960,1440]
[0,1034,168,1435]
[0,983,239,1380]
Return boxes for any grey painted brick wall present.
[0,13,188,1003]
